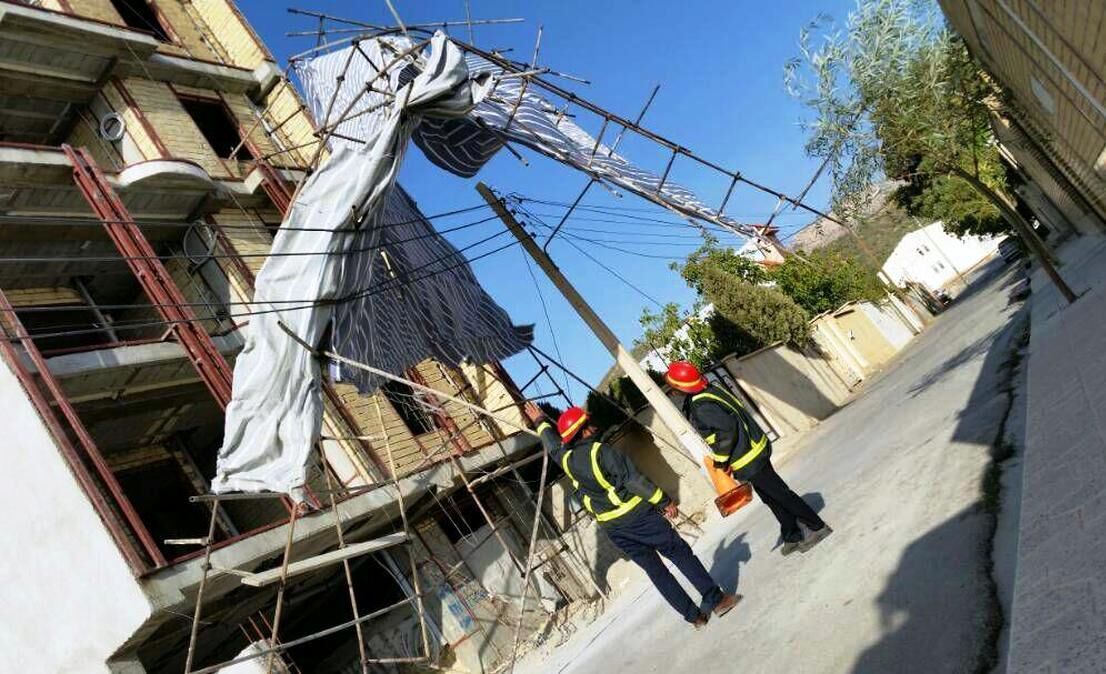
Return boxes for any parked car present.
[998,238,1025,263]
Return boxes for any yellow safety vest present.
[694,390,769,472]
[562,442,663,523]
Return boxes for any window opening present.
[179,97,255,161]
[381,379,436,436]
[109,0,171,42]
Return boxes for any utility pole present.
[478,182,714,473]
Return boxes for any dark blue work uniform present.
[685,384,826,544]
[536,421,723,622]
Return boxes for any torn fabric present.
[213,33,526,496]
[296,38,753,234]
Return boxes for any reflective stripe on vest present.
[694,390,769,471]
[558,442,642,522]
[589,442,643,521]
[561,450,579,489]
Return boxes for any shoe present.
[781,540,803,556]
[692,612,710,630]
[712,593,742,617]
[799,525,833,553]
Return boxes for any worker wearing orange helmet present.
[523,401,739,628]
[667,361,832,556]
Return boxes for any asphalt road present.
[517,260,1028,674]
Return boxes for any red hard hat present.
[557,406,589,443]
[666,361,708,393]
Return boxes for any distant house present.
[737,225,788,267]
[881,222,1003,293]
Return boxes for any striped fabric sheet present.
[292,36,533,394]
[330,184,534,393]
[296,37,752,235]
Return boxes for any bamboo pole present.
[264,506,300,674]
[372,397,433,662]
[323,467,369,674]
[183,500,222,673]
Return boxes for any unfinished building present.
[0,1,606,671]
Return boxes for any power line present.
[548,224,716,240]
[512,200,665,307]
[1,234,522,341]
[0,214,502,265]
[0,203,492,234]
[517,247,573,396]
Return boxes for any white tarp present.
[212,33,493,496]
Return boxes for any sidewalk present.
[1007,236,1106,672]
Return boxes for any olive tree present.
[785,0,1075,302]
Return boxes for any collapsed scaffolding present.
[149,6,871,671]
[0,4,881,672]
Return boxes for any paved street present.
[518,259,1028,674]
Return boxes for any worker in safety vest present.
[667,361,833,556]
[523,402,740,628]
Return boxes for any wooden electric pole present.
[477,182,714,473]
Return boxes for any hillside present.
[790,182,917,268]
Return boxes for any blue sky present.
[238,0,857,401]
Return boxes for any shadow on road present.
[707,533,751,596]
[849,505,994,674]
[852,271,1028,673]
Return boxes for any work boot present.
[799,525,833,553]
[692,612,710,630]
[712,593,742,618]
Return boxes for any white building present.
[880,222,1003,294]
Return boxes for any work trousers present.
[604,509,723,622]
[748,461,825,543]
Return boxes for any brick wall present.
[3,287,82,307]
[187,0,271,69]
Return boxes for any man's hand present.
[522,401,545,426]
[663,501,680,520]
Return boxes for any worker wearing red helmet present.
[667,361,832,556]
[523,401,739,628]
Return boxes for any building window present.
[178,96,255,161]
[434,488,497,543]
[109,0,171,42]
[381,380,436,436]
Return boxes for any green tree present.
[772,249,886,315]
[635,302,722,368]
[896,170,1008,238]
[673,236,768,294]
[785,0,1075,301]
[700,268,811,348]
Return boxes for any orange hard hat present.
[666,361,708,393]
[557,406,589,443]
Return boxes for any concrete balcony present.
[0,1,277,146]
